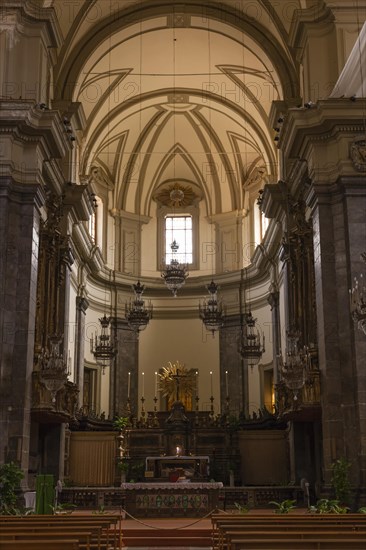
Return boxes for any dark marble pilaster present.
[267,288,280,384]
[0,179,44,484]
[220,315,245,416]
[74,296,89,408]
[310,178,366,497]
[110,318,138,417]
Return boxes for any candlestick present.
[142,372,145,397]
[210,371,213,396]
[127,371,131,399]
[225,370,228,397]
[155,371,158,397]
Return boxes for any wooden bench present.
[229,539,366,550]
[0,540,79,550]
[211,513,366,550]
[224,530,366,549]
[0,530,93,550]
[0,514,121,549]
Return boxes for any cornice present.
[277,99,366,160]
[64,182,94,222]
[289,2,334,54]
[0,101,72,160]
[1,1,62,49]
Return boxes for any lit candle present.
[225,370,228,397]
[127,372,131,399]
[210,371,213,396]
[142,372,145,397]
[155,371,158,397]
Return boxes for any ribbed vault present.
[53,1,300,225]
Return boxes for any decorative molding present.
[350,137,366,172]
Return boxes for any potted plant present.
[331,457,351,505]
[309,498,349,514]
[268,499,296,514]
[117,460,129,484]
[0,462,24,515]
[113,416,129,431]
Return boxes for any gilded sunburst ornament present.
[159,360,196,402]
[155,183,195,207]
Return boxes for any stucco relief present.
[350,138,366,172]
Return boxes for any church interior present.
[1,0,366,518]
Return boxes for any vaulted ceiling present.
[52,0,301,217]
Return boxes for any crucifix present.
[172,368,185,401]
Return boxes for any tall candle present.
[155,371,158,397]
[142,372,145,397]
[127,372,131,399]
[225,370,228,397]
[210,371,213,396]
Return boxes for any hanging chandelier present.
[38,335,69,402]
[278,330,310,400]
[90,314,117,373]
[350,252,366,336]
[240,311,265,367]
[161,240,189,297]
[125,280,153,333]
[199,280,225,336]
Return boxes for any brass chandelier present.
[278,330,310,400]
[199,280,225,336]
[125,280,153,333]
[240,311,265,367]
[90,314,117,373]
[39,335,70,402]
[161,240,189,297]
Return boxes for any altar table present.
[145,455,209,480]
[121,481,223,517]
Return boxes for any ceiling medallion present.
[155,183,195,207]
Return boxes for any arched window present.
[165,214,193,264]
[154,182,202,270]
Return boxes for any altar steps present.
[120,527,212,548]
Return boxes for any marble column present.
[0,179,44,485]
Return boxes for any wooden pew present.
[0,540,79,550]
[0,514,121,549]
[0,520,107,548]
[224,530,366,549]
[0,530,93,550]
[229,539,366,550]
[211,513,366,550]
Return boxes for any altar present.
[121,481,223,517]
[145,455,209,481]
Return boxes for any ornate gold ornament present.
[159,361,196,403]
[155,183,196,207]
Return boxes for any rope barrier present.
[121,507,216,529]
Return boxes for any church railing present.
[58,484,304,511]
